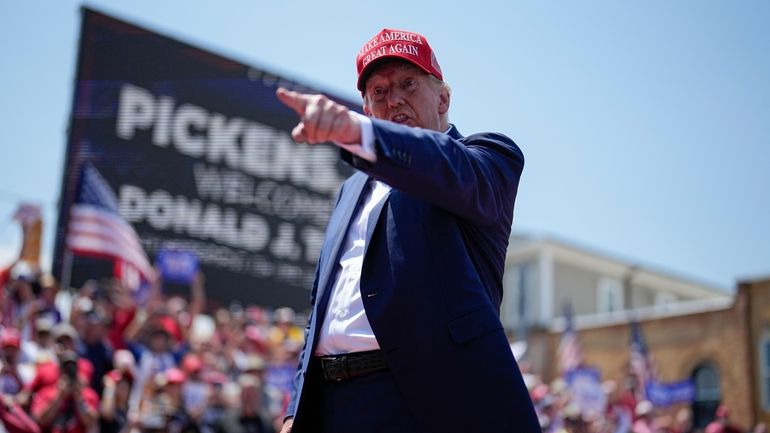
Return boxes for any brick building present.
[524,276,770,430]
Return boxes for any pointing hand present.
[276,88,362,145]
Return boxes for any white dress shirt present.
[315,114,383,356]
[314,115,449,356]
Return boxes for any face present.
[115,379,131,402]
[56,336,76,352]
[149,332,170,353]
[84,324,103,343]
[36,330,52,347]
[165,382,182,399]
[1,346,18,363]
[363,61,449,132]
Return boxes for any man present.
[30,351,100,433]
[276,28,539,433]
[0,328,24,396]
[75,312,113,396]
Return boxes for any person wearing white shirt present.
[276,28,539,433]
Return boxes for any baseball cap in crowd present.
[182,353,203,374]
[530,383,550,403]
[273,307,295,324]
[52,323,78,342]
[35,317,54,335]
[243,354,266,372]
[10,261,35,281]
[245,306,266,324]
[356,28,443,91]
[106,368,133,384]
[563,403,583,422]
[57,350,94,383]
[113,349,136,372]
[635,400,654,417]
[245,325,265,343]
[163,368,187,385]
[153,367,187,389]
[1,328,21,348]
[156,315,182,341]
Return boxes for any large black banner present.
[53,8,357,309]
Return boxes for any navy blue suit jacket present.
[288,119,540,432]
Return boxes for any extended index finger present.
[276,87,308,115]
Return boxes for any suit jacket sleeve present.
[341,118,524,226]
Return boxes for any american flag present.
[557,303,583,374]
[66,163,154,287]
[629,320,655,400]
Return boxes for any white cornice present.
[549,296,734,332]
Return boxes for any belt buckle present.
[322,355,349,381]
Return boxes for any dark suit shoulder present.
[461,131,524,164]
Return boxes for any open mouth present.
[391,114,409,124]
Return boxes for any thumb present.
[276,87,307,115]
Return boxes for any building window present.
[598,277,623,313]
[502,262,535,331]
[761,334,770,410]
[691,362,721,429]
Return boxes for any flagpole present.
[60,248,74,291]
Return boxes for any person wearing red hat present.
[276,28,538,433]
[180,353,209,423]
[30,351,100,433]
[0,328,24,396]
[126,314,180,418]
[99,367,133,433]
[133,368,193,432]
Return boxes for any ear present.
[438,86,450,115]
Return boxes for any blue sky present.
[1,1,768,290]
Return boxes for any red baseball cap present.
[165,368,187,385]
[1,328,21,348]
[181,354,203,374]
[356,28,443,92]
[106,368,134,384]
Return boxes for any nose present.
[387,87,405,108]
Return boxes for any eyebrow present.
[367,71,420,88]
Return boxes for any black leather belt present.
[316,350,388,382]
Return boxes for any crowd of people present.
[0,264,766,433]
[1,266,303,433]
[517,363,763,433]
